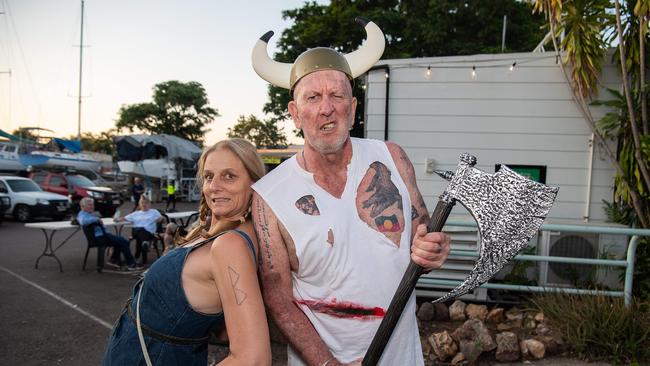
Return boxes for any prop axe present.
[362,153,559,366]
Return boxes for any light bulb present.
[509,62,516,72]
[426,66,431,76]
[471,66,477,80]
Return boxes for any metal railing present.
[417,220,650,306]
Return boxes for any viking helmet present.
[251,17,385,92]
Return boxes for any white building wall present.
[364,52,619,223]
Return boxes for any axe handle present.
[362,198,455,366]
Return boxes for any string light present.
[369,55,556,81]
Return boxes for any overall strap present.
[190,229,256,263]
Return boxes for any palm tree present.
[532,0,650,229]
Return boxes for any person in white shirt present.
[251,18,451,366]
[116,196,166,265]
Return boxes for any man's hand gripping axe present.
[362,153,559,366]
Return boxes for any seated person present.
[162,221,179,255]
[115,196,166,265]
[162,214,199,255]
[77,197,140,271]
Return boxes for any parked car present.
[30,171,123,217]
[75,169,130,201]
[0,176,70,222]
[0,193,10,224]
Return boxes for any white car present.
[0,176,70,222]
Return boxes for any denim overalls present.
[102,230,255,366]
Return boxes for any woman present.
[102,138,271,366]
[115,196,165,265]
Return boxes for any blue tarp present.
[0,129,36,144]
[53,138,81,153]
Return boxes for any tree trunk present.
[614,0,650,209]
[546,1,648,227]
[641,17,649,135]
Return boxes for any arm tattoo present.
[255,201,274,270]
[362,161,403,217]
[228,266,248,305]
[395,144,429,226]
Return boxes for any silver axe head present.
[432,153,559,303]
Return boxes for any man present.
[165,179,177,212]
[115,196,166,265]
[77,197,140,271]
[131,177,145,212]
[251,18,451,366]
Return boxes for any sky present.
[0,0,320,145]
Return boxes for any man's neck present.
[302,139,353,198]
[303,139,352,175]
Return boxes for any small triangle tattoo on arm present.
[228,266,248,305]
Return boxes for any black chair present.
[128,214,169,263]
[81,222,109,272]
[184,212,198,228]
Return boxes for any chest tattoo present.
[295,195,320,215]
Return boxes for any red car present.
[30,171,123,217]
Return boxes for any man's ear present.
[348,97,358,130]
[288,100,301,129]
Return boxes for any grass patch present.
[527,292,650,364]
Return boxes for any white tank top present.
[253,138,423,366]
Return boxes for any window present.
[49,176,65,187]
[0,181,7,193]
[6,179,41,192]
[67,174,95,188]
[31,173,46,184]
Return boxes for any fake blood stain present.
[295,299,385,319]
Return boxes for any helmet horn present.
[251,17,385,90]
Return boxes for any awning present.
[0,129,36,144]
[113,134,201,162]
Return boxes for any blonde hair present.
[180,138,265,244]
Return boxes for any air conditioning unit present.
[417,225,488,302]
[538,231,628,289]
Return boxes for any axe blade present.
[432,163,559,304]
[362,155,558,366]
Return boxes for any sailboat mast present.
[76,0,84,142]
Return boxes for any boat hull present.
[117,159,176,178]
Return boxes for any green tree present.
[227,115,288,148]
[11,128,39,143]
[115,80,218,146]
[71,129,117,158]
[265,0,546,137]
[531,0,650,298]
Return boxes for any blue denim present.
[104,233,137,267]
[102,230,255,366]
